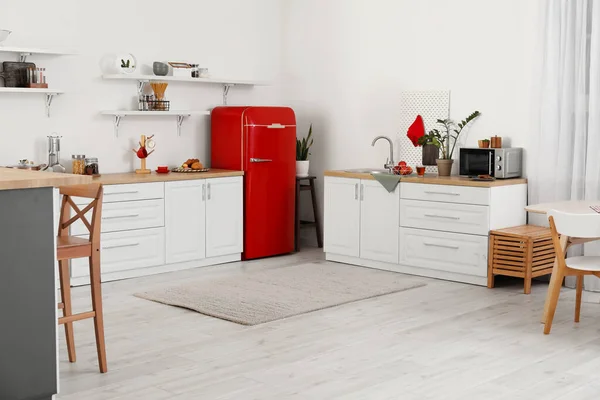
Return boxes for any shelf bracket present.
[113,115,123,137]
[136,80,148,95]
[176,115,186,137]
[19,52,32,63]
[222,84,233,105]
[45,93,58,118]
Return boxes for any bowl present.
[0,30,12,45]
[153,62,169,76]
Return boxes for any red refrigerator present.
[211,106,296,260]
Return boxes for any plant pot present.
[296,160,310,177]
[422,144,439,166]
[436,159,454,177]
[478,140,490,149]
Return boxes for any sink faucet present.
[371,136,395,172]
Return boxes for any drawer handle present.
[424,214,460,220]
[102,242,140,250]
[424,242,459,250]
[102,214,140,220]
[424,191,460,196]
[105,191,139,196]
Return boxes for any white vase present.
[296,160,310,177]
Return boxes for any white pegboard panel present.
[397,91,450,172]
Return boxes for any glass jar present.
[84,157,99,176]
[71,155,86,175]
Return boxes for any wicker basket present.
[488,225,556,294]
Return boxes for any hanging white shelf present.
[102,74,266,104]
[101,110,210,137]
[0,47,76,62]
[0,87,64,117]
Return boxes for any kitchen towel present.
[372,173,401,193]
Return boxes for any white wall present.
[0,0,282,172]
[282,0,542,227]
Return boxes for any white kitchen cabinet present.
[324,177,361,257]
[324,177,399,262]
[360,180,400,264]
[165,180,206,264]
[205,177,243,258]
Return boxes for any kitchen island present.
[0,168,91,400]
[323,171,528,286]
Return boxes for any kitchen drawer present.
[102,182,164,203]
[400,199,489,236]
[71,199,164,236]
[71,227,165,278]
[400,183,489,206]
[399,227,488,277]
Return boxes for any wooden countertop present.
[0,168,92,191]
[324,170,527,188]
[92,169,244,185]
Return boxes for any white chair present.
[544,209,600,334]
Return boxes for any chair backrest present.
[58,184,103,243]
[548,209,600,238]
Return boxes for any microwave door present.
[460,150,492,176]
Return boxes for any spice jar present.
[72,155,86,175]
[84,157,99,176]
[190,64,199,78]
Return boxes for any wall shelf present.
[0,87,64,117]
[101,110,210,137]
[0,46,76,62]
[102,74,266,105]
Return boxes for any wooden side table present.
[295,176,323,251]
[488,225,556,294]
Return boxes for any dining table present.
[525,200,600,324]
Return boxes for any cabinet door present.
[165,180,206,264]
[359,180,400,264]
[205,177,243,258]
[324,177,361,257]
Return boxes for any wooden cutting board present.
[0,62,36,87]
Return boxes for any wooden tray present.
[171,167,210,173]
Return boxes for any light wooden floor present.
[57,248,600,400]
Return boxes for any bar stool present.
[295,176,323,251]
[57,184,107,373]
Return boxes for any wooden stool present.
[57,184,107,373]
[488,225,556,294]
[295,176,323,251]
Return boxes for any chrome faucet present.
[371,136,395,172]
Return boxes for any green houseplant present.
[296,124,313,177]
[427,111,481,176]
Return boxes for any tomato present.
[398,161,407,167]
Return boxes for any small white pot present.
[296,160,310,177]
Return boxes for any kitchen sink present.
[344,168,392,174]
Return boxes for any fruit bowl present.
[392,161,413,176]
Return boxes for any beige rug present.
[134,262,426,325]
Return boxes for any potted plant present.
[417,132,441,166]
[478,139,490,148]
[429,111,481,176]
[296,124,313,177]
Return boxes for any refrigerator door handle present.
[354,183,358,200]
[267,123,285,129]
[250,158,273,163]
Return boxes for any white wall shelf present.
[102,74,266,105]
[0,87,64,117]
[0,47,76,62]
[101,110,211,137]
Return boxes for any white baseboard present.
[71,254,241,286]
[326,253,487,287]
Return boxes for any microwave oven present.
[459,147,523,179]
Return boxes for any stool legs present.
[89,250,107,373]
[295,180,301,252]
[59,260,76,363]
[575,275,584,323]
[309,178,323,248]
